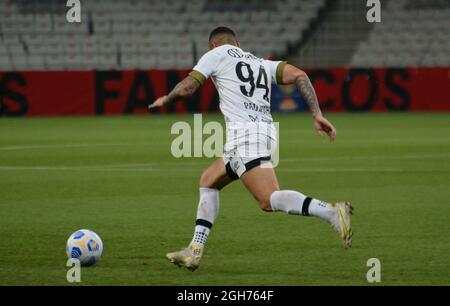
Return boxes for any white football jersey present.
[189,44,286,124]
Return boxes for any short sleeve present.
[189,50,222,85]
[265,60,287,85]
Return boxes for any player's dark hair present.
[209,26,236,42]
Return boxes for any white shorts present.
[222,122,277,179]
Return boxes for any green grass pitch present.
[0,113,449,285]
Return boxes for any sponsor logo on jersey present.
[227,48,244,58]
[227,48,261,61]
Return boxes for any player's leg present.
[240,164,353,248]
[241,164,334,217]
[239,164,279,212]
[189,158,233,248]
[166,158,234,271]
[199,157,234,190]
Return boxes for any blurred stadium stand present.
[292,0,450,68]
[291,0,374,67]
[350,0,450,67]
[0,0,448,70]
[0,0,324,70]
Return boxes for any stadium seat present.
[82,41,98,55]
[176,53,194,69]
[139,42,158,54]
[28,55,46,70]
[11,55,30,70]
[0,43,8,55]
[0,55,12,70]
[112,21,131,34]
[121,53,140,69]
[157,53,177,69]
[45,43,64,55]
[98,42,118,55]
[27,43,47,55]
[120,42,139,54]
[98,53,119,70]
[7,43,26,55]
[45,54,65,69]
[139,53,157,68]
[65,53,83,69]
[94,21,112,34]
[83,53,100,68]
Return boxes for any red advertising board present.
[0,68,449,116]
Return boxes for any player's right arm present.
[148,76,201,109]
[149,49,220,110]
[280,64,337,142]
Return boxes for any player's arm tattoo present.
[164,76,201,106]
[295,72,322,118]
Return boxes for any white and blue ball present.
[66,229,103,266]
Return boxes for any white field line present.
[0,166,160,172]
[0,151,448,172]
[0,165,448,173]
[282,153,450,162]
[279,168,449,173]
[0,143,448,163]
[106,153,450,167]
[0,143,133,151]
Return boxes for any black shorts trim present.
[225,162,239,181]
[245,156,271,172]
[225,156,271,181]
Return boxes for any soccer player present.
[149,27,353,271]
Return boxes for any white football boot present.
[166,242,204,271]
[328,202,354,249]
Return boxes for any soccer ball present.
[66,229,103,266]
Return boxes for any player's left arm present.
[280,63,337,142]
[148,76,201,109]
